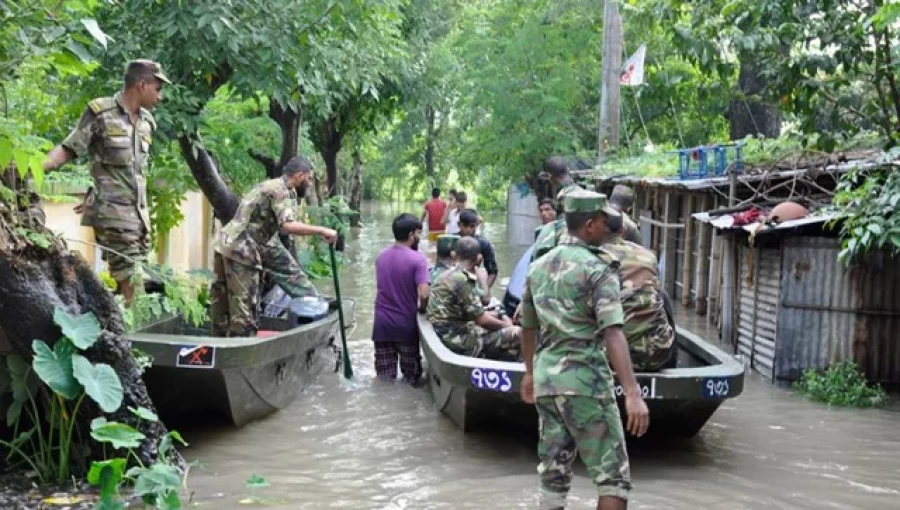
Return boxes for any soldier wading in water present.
[42,59,171,306]
[520,188,650,510]
[211,156,337,337]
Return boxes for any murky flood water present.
[180,201,900,509]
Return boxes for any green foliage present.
[831,150,900,262]
[72,354,124,413]
[795,360,887,408]
[0,308,121,485]
[53,308,103,350]
[122,264,210,333]
[664,0,899,150]
[299,196,355,279]
[31,340,80,400]
[89,411,187,509]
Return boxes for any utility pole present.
[597,0,623,167]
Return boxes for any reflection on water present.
[179,201,900,509]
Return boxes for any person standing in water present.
[372,213,430,384]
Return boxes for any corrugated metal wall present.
[736,245,782,380]
[776,237,900,389]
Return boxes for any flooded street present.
[180,201,900,509]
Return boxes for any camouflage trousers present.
[535,395,631,508]
[434,323,523,361]
[210,244,318,337]
[629,322,676,372]
[93,226,151,283]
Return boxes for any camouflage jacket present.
[520,234,624,399]
[426,266,484,356]
[214,178,297,267]
[623,214,642,245]
[430,260,453,284]
[602,236,674,369]
[62,93,156,231]
[532,212,642,263]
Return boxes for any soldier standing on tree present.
[520,188,649,510]
[42,59,171,306]
[211,156,337,337]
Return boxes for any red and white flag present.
[620,44,647,86]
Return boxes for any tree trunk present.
[249,100,303,179]
[0,181,180,468]
[349,149,362,227]
[729,59,782,140]
[177,134,240,225]
[424,106,436,181]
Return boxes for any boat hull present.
[129,299,355,427]
[419,314,744,437]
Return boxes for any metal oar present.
[329,244,353,379]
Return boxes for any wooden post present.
[681,194,694,307]
[661,192,679,298]
[597,0,623,164]
[695,194,711,315]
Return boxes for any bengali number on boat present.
[702,377,730,398]
[470,368,513,392]
[613,378,657,399]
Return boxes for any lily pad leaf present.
[90,420,145,449]
[32,339,81,399]
[129,406,159,422]
[73,355,123,412]
[54,308,102,349]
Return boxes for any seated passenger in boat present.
[457,209,499,291]
[602,210,676,371]
[426,237,522,362]
[430,234,459,283]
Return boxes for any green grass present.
[591,131,886,179]
[794,360,887,408]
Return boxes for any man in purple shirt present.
[373,213,430,384]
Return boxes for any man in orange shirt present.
[422,187,448,242]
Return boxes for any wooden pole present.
[597,0,623,165]
[681,194,694,307]
[695,194,711,315]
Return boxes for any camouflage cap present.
[563,188,620,217]
[127,59,172,85]
[436,234,460,253]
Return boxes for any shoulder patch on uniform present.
[139,108,157,131]
[88,97,117,114]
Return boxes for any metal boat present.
[128,298,355,427]
[418,314,744,437]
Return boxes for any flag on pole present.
[620,44,647,86]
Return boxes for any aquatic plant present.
[795,361,887,408]
[0,308,123,485]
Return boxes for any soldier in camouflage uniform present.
[531,157,583,263]
[42,60,171,305]
[426,237,522,361]
[603,211,676,372]
[430,234,459,283]
[211,156,338,337]
[520,189,650,510]
[609,185,643,245]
